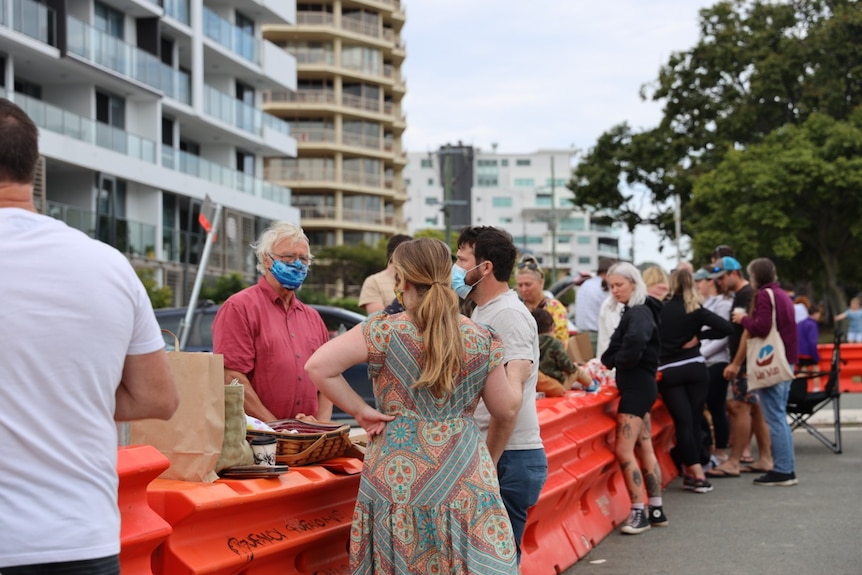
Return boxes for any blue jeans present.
[497,448,548,562]
[755,379,795,474]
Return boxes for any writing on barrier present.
[226,509,349,559]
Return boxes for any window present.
[491,197,512,208]
[477,159,498,167]
[14,78,42,99]
[578,256,591,264]
[477,176,498,187]
[425,216,438,225]
[425,197,439,205]
[516,159,531,166]
[515,178,534,187]
[501,159,509,167]
[558,235,571,243]
[535,195,551,207]
[342,46,381,76]
[545,178,568,187]
[404,178,411,185]
[577,236,591,245]
[95,2,124,38]
[559,256,570,264]
[236,150,254,175]
[420,158,433,168]
[499,217,512,223]
[96,91,125,129]
[560,217,586,231]
[427,178,434,186]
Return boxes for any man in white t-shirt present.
[575,257,616,356]
[454,226,547,563]
[0,99,179,574]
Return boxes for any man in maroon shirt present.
[214,222,332,422]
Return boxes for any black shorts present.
[617,376,658,418]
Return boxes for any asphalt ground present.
[563,395,862,575]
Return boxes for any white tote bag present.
[746,288,795,391]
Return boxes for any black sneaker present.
[620,508,650,535]
[690,477,714,494]
[682,475,696,490]
[753,470,798,486]
[649,505,668,527]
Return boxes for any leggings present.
[659,362,710,467]
[706,362,730,449]
[1,555,119,575]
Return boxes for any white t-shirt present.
[0,209,165,567]
[575,275,605,332]
[472,290,543,451]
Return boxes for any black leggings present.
[706,362,730,449]
[659,362,710,467]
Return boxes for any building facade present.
[1,0,299,303]
[403,147,621,277]
[262,0,408,251]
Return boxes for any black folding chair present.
[786,331,843,454]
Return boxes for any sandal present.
[705,468,740,478]
[740,456,755,464]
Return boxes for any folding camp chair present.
[786,331,843,454]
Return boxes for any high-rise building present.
[403,147,621,276]
[1,0,299,303]
[262,0,408,251]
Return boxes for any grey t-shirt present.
[472,290,544,451]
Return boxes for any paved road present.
[563,396,861,575]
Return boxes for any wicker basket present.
[247,419,352,466]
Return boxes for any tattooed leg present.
[616,413,645,504]
[635,413,662,497]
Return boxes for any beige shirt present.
[359,268,396,310]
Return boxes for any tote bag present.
[746,288,795,391]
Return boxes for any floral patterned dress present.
[351,313,518,575]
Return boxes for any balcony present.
[293,126,336,144]
[265,158,335,182]
[265,89,336,105]
[342,93,381,113]
[46,201,157,258]
[4,89,156,163]
[295,12,334,26]
[163,0,189,25]
[204,85,291,141]
[342,131,381,152]
[203,7,257,64]
[66,16,190,103]
[342,168,381,188]
[1,0,57,46]
[162,146,291,206]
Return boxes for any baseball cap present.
[693,268,712,281]
[710,256,742,278]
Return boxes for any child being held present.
[531,309,592,395]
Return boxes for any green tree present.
[200,273,249,304]
[136,269,173,309]
[690,111,862,315]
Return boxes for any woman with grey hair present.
[600,262,666,534]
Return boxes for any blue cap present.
[693,268,712,281]
[710,256,742,278]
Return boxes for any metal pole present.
[674,192,682,265]
[443,146,453,246]
[178,202,222,351]
[550,156,557,281]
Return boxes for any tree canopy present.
[567,0,862,310]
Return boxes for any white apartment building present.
[1,0,299,303]
[403,147,621,277]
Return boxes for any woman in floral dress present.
[306,238,521,574]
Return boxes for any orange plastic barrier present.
[519,389,677,575]
[147,466,360,574]
[118,446,173,575]
[818,343,862,393]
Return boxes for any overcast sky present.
[399,0,718,269]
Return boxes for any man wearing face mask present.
[454,226,547,563]
[214,222,333,422]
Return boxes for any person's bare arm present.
[115,349,179,421]
[723,331,749,381]
[224,368,276,422]
[363,302,384,314]
[485,358,529,463]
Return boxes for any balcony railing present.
[204,85,291,137]
[343,207,384,225]
[342,168,381,187]
[3,89,156,163]
[265,89,336,105]
[203,7,258,64]
[46,201,157,258]
[342,93,381,113]
[293,126,336,143]
[265,159,335,182]
[342,131,381,151]
[341,17,380,39]
[295,12,334,26]
[297,205,336,219]
[289,48,334,65]
[162,146,291,205]
[163,0,190,25]
[1,0,57,46]
[66,16,190,103]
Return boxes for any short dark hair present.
[0,99,39,184]
[456,226,517,282]
[712,245,735,260]
[386,234,413,262]
[530,308,554,334]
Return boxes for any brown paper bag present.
[567,332,594,364]
[215,381,254,472]
[129,350,225,482]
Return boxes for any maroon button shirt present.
[213,277,329,419]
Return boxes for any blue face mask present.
[451,263,484,299]
[270,259,308,290]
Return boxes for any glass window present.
[516,159,531,166]
[577,236,591,244]
[492,197,512,207]
[535,195,551,207]
[420,158,433,168]
[558,235,571,243]
[427,178,434,186]
[425,197,439,205]
[501,159,509,166]
[560,217,586,231]
[499,217,512,223]
[425,216,438,225]
[578,256,591,264]
[545,178,568,187]
[95,1,124,38]
[515,178,534,187]
[477,176,498,187]
[477,159,498,167]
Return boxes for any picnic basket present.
[247,419,352,466]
